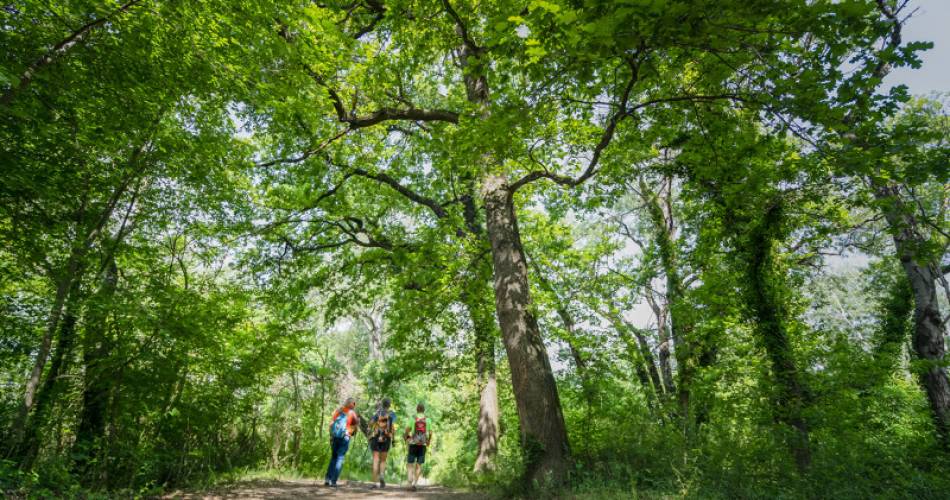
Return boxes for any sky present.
[613,0,950,334]
[884,0,949,96]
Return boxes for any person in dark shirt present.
[369,397,396,489]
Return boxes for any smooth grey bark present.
[474,342,500,473]
[639,178,695,418]
[361,307,384,362]
[466,291,500,473]
[874,183,950,447]
[645,292,677,397]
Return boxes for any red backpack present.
[410,416,428,445]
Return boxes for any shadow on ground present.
[164,479,489,499]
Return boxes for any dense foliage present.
[1,0,948,497]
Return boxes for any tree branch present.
[441,0,481,54]
[255,128,350,167]
[1,0,145,106]
[510,93,745,193]
[510,60,641,193]
[304,66,459,129]
[344,107,460,128]
[352,168,448,219]
[872,0,904,80]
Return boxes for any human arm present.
[347,410,360,436]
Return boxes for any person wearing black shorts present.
[404,403,432,492]
[407,443,426,464]
[369,398,395,489]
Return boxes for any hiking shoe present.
[380,479,386,488]
[410,485,417,491]
[323,481,330,487]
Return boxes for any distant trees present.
[0,0,946,495]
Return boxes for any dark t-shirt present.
[371,410,396,439]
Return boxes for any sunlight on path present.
[167,479,487,499]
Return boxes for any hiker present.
[324,397,359,487]
[369,397,397,489]
[404,402,432,492]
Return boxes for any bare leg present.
[378,451,389,484]
[373,451,379,483]
[413,463,422,486]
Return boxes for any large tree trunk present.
[448,8,569,480]
[874,183,950,447]
[745,204,811,472]
[74,256,118,481]
[481,174,571,484]
[836,0,950,448]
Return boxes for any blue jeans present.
[325,435,350,484]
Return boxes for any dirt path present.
[165,479,488,499]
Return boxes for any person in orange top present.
[324,397,359,487]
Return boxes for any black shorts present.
[407,444,426,464]
[370,437,392,453]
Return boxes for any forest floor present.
[164,479,488,499]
